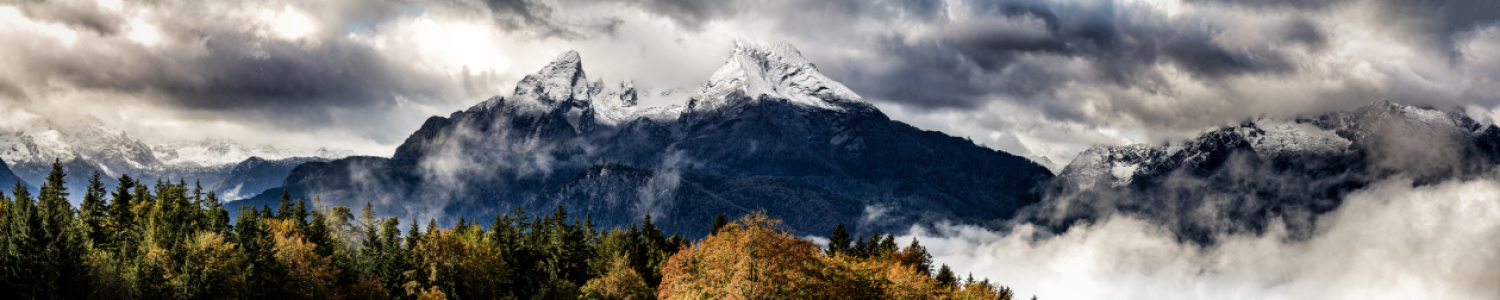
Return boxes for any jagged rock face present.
[261,41,1054,237]
[1045,101,1500,244]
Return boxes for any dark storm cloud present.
[0,0,628,147]
[485,0,585,38]
[838,0,1316,112]
[0,1,460,145]
[1196,0,1500,52]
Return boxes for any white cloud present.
[0,6,78,45]
[126,17,160,46]
[907,176,1500,299]
[258,5,315,41]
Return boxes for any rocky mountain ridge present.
[250,41,1055,237]
[1044,101,1500,243]
[0,110,353,202]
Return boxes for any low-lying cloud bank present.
[907,176,1500,299]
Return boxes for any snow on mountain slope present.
[270,40,1055,237]
[1047,101,1500,243]
[0,112,159,176]
[693,40,869,113]
[152,139,352,168]
[590,81,686,126]
[0,107,354,201]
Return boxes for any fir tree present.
[710,213,728,235]
[34,161,90,299]
[277,190,292,219]
[826,222,851,256]
[935,264,956,288]
[79,171,108,247]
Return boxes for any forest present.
[0,161,1031,300]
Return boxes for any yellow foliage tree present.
[406,227,511,300]
[582,254,654,300]
[181,231,250,297]
[267,219,338,300]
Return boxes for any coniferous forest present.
[0,161,1030,300]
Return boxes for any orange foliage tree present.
[658,212,1022,300]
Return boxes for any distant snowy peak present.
[152,139,353,168]
[1059,101,1495,188]
[0,113,159,171]
[1060,144,1165,188]
[694,40,867,112]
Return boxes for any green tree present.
[826,222,851,256]
[79,172,108,247]
[710,213,727,235]
[33,160,91,299]
[935,264,956,289]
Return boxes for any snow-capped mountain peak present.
[510,50,591,109]
[695,40,866,112]
[0,112,159,175]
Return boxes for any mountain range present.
[1041,101,1500,243]
[241,41,1056,237]
[20,40,1488,243]
[0,111,352,201]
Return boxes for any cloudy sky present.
[2,0,1498,165]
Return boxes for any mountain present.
[1042,101,1500,243]
[0,113,157,199]
[249,41,1055,237]
[153,139,353,169]
[208,156,338,200]
[0,111,352,202]
[0,157,28,195]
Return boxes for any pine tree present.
[277,190,292,219]
[204,192,229,233]
[407,217,422,250]
[34,160,90,299]
[79,171,108,247]
[879,234,897,256]
[710,213,728,235]
[106,174,135,254]
[0,180,37,298]
[935,264,956,289]
[826,222,850,256]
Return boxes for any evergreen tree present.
[277,190,292,219]
[0,181,37,298]
[407,217,422,250]
[826,222,851,256]
[33,161,91,299]
[879,234,898,257]
[106,174,135,254]
[79,171,108,247]
[935,264,956,288]
[710,213,728,235]
[204,191,229,233]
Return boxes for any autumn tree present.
[582,255,653,300]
